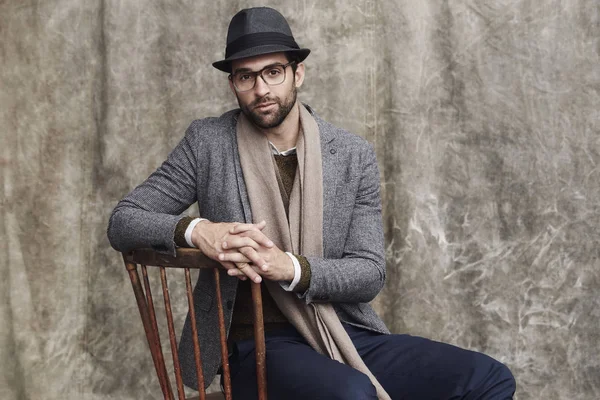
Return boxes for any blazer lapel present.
[231,112,254,224]
[315,115,338,247]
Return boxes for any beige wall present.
[1,1,599,399]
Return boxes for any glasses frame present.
[229,61,296,92]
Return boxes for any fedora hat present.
[213,7,310,73]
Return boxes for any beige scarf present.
[237,104,391,400]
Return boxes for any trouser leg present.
[345,324,516,400]
[229,326,377,400]
[229,323,515,400]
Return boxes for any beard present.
[238,84,297,129]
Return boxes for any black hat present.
[213,7,310,73]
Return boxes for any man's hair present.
[285,52,300,74]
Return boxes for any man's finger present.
[235,262,262,283]
[239,246,268,269]
[226,268,248,280]
[223,262,253,281]
[218,260,238,271]
[219,247,268,270]
[238,229,274,248]
[221,236,261,251]
[229,220,266,235]
[218,252,251,263]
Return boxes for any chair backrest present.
[122,248,268,400]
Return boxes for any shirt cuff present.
[184,218,207,248]
[279,252,301,291]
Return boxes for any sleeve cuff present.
[174,216,195,248]
[184,218,207,248]
[294,255,311,294]
[279,252,302,291]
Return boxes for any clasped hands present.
[191,220,294,284]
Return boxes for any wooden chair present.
[122,248,268,400]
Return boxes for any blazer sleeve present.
[303,143,386,304]
[106,121,200,255]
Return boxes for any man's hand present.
[191,220,274,282]
[219,239,295,282]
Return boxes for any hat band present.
[225,32,300,58]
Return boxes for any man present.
[108,7,516,399]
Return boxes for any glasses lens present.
[261,65,286,86]
[232,64,288,92]
[233,72,255,92]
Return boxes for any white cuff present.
[184,218,207,248]
[279,252,301,291]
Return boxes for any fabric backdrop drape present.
[1,1,599,399]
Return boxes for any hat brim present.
[213,46,310,73]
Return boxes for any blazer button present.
[226,300,233,310]
[330,148,336,154]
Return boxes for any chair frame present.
[122,248,268,400]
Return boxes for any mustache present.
[251,97,277,108]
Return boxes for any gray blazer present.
[107,104,389,389]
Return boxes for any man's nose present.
[253,75,270,97]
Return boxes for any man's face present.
[229,53,304,129]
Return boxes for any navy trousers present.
[227,323,515,400]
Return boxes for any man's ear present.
[294,63,305,88]
[228,78,237,95]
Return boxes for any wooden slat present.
[186,393,225,400]
[141,265,174,400]
[124,260,173,400]
[251,282,267,400]
[160,267,186,400]
[124,248,221,269]
[213,269,233,400]
[185,268,206,400]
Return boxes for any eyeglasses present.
[229,61,296,92]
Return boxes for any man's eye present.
[238,74,251,81]
[267,68,282,76]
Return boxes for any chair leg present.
[251,282,267,400]
[124,260,173,400]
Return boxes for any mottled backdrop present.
[1,0,599,399]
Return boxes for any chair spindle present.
[125,261,174,400]
[160,267,186,400]
[213,269,233,400]
[185,267,207,400]
[251,282,267,400]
